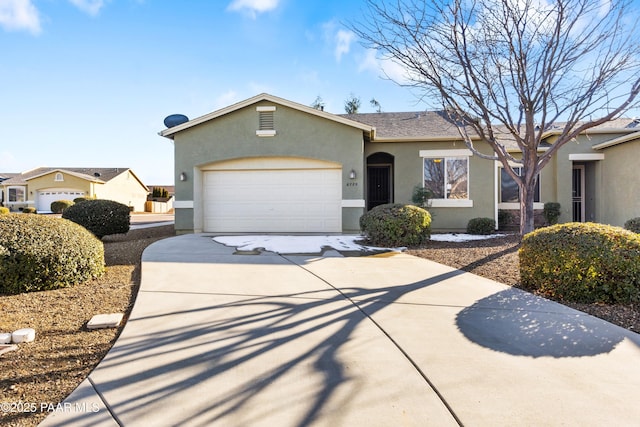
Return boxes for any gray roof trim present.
[592,130,640,150]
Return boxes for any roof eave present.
[159,93,375,138]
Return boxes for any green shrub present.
[50,200,74,214]
[519,222,640,304]
[624,217,640,233]
[21,207,37,214]
[497,209,515,230]
[62,199,130,239]
[73,196,94,204]
[360,203,431,247]
[543,202,561,225]
[411,185,432,208]
[0,207,8,215]
[0,214,104,294]
[466,217,496,235]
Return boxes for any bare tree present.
[353,0,640,235]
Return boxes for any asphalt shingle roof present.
[1,167,130,186]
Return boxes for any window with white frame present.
[421,150,471,204]
[55,172,64,182]
[500,167,540,203]
[8,187,25,202]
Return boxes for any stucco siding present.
[94,170,148,212]
[173,101,365,233]
[599,140,640,226]
[365,140,496,231]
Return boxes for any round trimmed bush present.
[360,203,431,247]
[466,217,496,235]
[62,199,130,239]
[0,214,104,294]
[0,207,8,215]
[22,207,37,214]
[519,222,640,303]
[73,196,94,204]
[625,217,640,233]
[51,199,74,214]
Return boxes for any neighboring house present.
[160,93,639,234]
[0,173,19,207]
[0,167,149,213]
[146,185,175,213]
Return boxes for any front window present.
[8,187,25,202]
[500,167,540,203]
[424,157,469,199]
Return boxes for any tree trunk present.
[519,181,536,236]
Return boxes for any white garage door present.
[203,165,342,232]
[37,190,85,212]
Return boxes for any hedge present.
[519,222,640,303]
[360,203,431,247]
[0,214,105,294]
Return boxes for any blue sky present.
[0,0,419,185]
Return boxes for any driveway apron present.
[40,234,640,427]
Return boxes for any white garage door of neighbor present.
[204,168,342,232]
[37,190,85,212]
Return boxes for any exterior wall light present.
[179,172,187,182]
[349,169,357,179]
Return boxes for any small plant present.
[0,207,8,215]
[21,207,37,214]
[543,202,561,225]
[0,214,104,294]
[360,203,431,247]
[519,222,640,304]
[62,199,130,239]
[50,200,74,214]
[411,185,432,208]
[497,209,514,230]
[467,217,496,235]
[625,217,640,233]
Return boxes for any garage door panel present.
[203,167,341,232]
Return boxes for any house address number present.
[346,182,358,187]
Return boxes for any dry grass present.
[1,227,638,426]
[0,225,175,427]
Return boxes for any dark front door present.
[572,165,585,222]
[367,165,392,210]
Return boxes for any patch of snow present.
[213,235,403,254]
[430,233,507,242]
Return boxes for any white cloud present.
[68,0,106,16]
[227,0,279,18]
[334,29,355,62]
[358,48,409,84]
[213,90,240,110]
[0,0,41,35]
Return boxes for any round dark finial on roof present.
[164,114,189,128]
[94,172,101,177]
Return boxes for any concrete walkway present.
[40,234,640,426]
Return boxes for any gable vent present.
[256,106,276,137]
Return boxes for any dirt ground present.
[1,227,638,427]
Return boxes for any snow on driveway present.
[213,235,395,254]
[213,233,508,255]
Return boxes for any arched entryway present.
[366,152,394,210]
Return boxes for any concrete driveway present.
[41,234,640,426]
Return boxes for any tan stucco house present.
[0,167,149,213]
[160,93,639,234]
